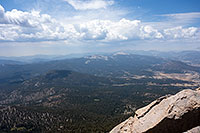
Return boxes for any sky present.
[0,0,200,56]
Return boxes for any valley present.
[0,51,200,132]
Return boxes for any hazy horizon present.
[1,49,200,58]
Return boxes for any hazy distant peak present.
[113,52,129,56]
[85,55,109,60]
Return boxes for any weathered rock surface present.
[184,126,200,133]
[110,88,200,133]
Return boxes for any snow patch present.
[113,51,129,56]
[85,55,108,60]
[85,60,91,64]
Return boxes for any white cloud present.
[0,5,6,23]
[0,4,199,43]
[158,12,200,27]
[162,12,200,20]
[64,0,114,10]
[164,26,199,39]
[76,19,164,41]
[105,19,142,41]
[0,5,80,41]
[0,25,20,41]
[0,5,54,29]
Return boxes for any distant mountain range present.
[0,51,200,132]
[1,50,200,64]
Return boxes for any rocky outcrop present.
[110,88,200,133]
[184,126,200,133]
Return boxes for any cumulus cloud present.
[0,4,199,43]
[164,26,199,39]
[64,0,114,10]
[1,5,39,27]
[72,19,199,41]
[0,5,80,41]
[75,19,164,41]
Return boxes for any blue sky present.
[0,0,200,56]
